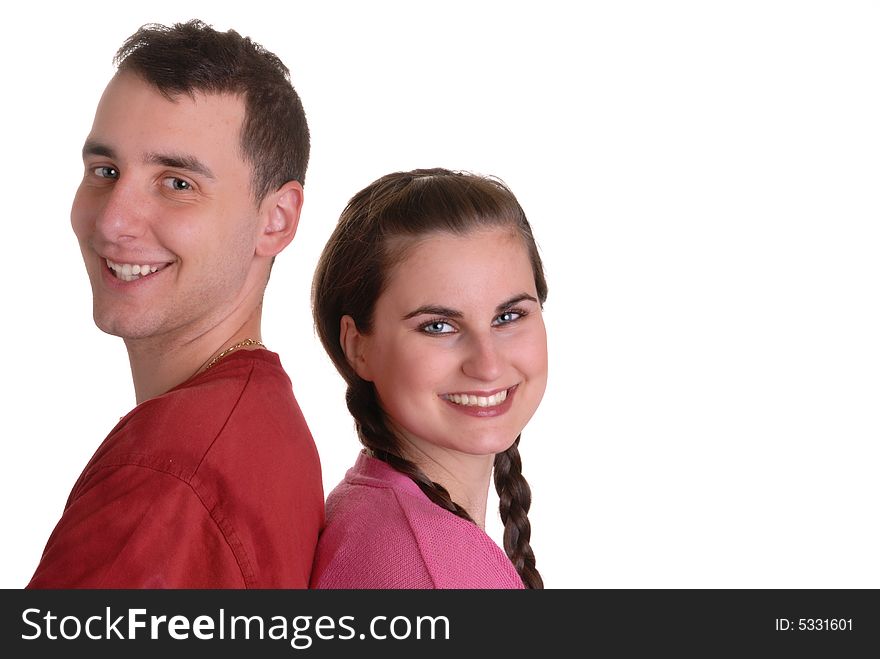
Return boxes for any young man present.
[27,20,323,588]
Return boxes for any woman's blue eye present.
[422,321,455,335]
[494,310,522,325]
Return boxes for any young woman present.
[310,168,547,589]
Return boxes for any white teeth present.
[105,259,165,281]
[444,389,509,407]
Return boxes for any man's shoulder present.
[171,347,294,410]
[83,349,315,487]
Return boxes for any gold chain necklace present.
[204,338,265,371]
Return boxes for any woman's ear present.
[340,315,373,381]
[256,180,304,257]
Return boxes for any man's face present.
[71,72,265,345]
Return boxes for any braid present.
[372,449,476,524]
[311,168,549,589]
[349,381,542,588]
[347,382,475,524]
[494,436,543,589]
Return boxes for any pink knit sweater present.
[310,452,524,589]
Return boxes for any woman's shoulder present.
[311,460,434,588]
[320,454,432,545]
[312,454,523,589]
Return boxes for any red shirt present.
[28,349,323,588]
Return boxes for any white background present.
[2,1,878,589]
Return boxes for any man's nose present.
[92,179,149,244]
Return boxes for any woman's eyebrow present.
[403,294,538,321]
[496,293,538,312]
[402,305,463,320]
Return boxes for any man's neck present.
[124,311,263,405]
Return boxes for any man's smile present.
[105,258,172,282]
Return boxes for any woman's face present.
[350,227,548,463]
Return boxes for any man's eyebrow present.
[82,140,115,160]
[80,142,216,181]
[145,152,216,179]
[403,305,464,320]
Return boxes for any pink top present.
[310,452,524,589]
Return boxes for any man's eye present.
[164,177,192,191]
[93,166,118,179]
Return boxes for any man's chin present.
[92,312,154,342]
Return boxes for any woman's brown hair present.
[312,168,546,588]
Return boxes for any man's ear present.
[256,180,304,257]
[340,315,373,381]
